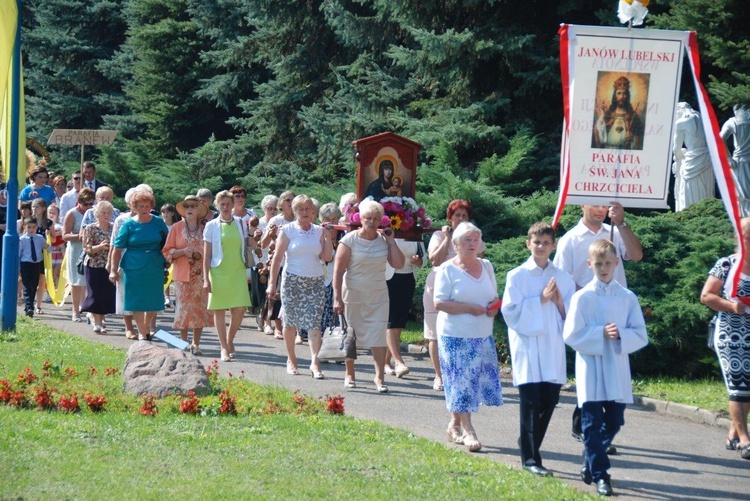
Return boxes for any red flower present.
[16,367,37,385]
[179,391,200,415]
[64,367,78,379]
[84,393,107,412]
[104,367,119,377]
[0,379,13,404]
[88,365,97,377]
[324,394,345,415]
[33,383,56,410]
[219,390,237,415]
[140,395,159,416]
[58,393,80,413]
[9,390,28,409]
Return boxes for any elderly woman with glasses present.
[333,199,405,392]
[163,195,213,354]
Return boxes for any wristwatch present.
[616,220,628,228]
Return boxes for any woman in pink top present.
[162,195,214,354]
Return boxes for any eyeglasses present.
[183,204,198,210]
[231,193,246,198]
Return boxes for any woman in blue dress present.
[110,191,169,341]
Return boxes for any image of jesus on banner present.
[591,72,649,151]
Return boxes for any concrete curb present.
[632,395,731,429]
[560,383,729,429]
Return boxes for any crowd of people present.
[9,159,750,497]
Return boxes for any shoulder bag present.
[318,314,357,362]
[708,258,732,350]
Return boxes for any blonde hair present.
[358,199,384,219]
[213,190,234,207]
[588,239,617,260]
[94,201,114,217]
[291,194,314,213]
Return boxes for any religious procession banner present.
[555,24,743,296]
[556,24,686,210]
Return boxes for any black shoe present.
[571,430,583,442]
[524,465,552,477]
[596,478,613,496]
[606,445,617,455]
[580,464,592,485]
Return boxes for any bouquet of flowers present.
[348,196,432,233]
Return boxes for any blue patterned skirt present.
[438,335,503,413]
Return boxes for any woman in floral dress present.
[81,201,116,333]
[163,195,214,355]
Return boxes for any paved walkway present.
[24,305,750,500]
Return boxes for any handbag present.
[261,294,281,322]
[708,258,733,350]
[319,314,357,362]
[76,249,85,275]
[244,236,253,270]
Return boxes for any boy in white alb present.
[563,239,648,496]
[502,222,576,477]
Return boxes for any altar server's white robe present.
[563,278,648,407]
[502,257,576,386]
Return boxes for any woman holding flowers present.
[163,195,214,355]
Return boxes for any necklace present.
[185,221,200,238]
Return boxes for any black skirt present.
[81,265,116,315]
[386,272,416,329]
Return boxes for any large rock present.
[123,342,210,397]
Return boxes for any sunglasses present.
[72,177,81,181]
[81,202,94,207]
[231,193,246,198]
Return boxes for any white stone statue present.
[672,102,715,211]
[721,105,750,216]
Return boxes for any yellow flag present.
[0,0,26,188]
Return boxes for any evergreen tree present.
[22,0,128,150]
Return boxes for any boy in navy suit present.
[18,217,48,317]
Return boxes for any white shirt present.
[501,257,576,386]
[385,239,425,280]
[282,222,324,277]
[203,216,247,268]
[553,219,630,288]
[563,278,648,406]
[434,259,496,339]
[59,189,79,221]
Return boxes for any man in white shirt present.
[553,202,643,448]
[58,172,82,220]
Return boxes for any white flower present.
[618,0,649,26]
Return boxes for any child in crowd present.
[47,204,65,289]
[563,239,648,496]
[501,222,575,477]
[18,217,48,317]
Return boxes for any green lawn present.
[0,319,589,500]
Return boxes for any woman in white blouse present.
[434,222,502,452]
[267,195,333,378]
